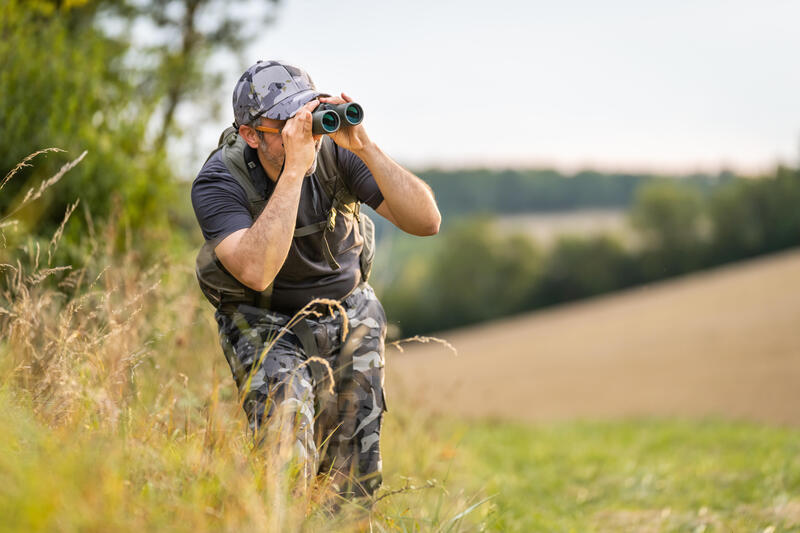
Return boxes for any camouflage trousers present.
[215,284,388,497]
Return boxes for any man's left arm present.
[356,143,441,236]
[321,93,441,237]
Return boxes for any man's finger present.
[320,95,345,105]
[284,109,308,137]
[289,100,319,120]
[299,109,313,135]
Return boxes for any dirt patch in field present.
[386,249,800,425]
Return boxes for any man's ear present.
[238,124,261,149]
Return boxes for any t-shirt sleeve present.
[336,146,384,210]
[190,153,254,243]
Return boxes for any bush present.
[708,167,800,264]
[535,235,640,305]
[629,182,707,278]
[381,218,542,334]
[0,2,180,258]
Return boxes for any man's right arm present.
[213,168,304,291]
[213,101,320,292]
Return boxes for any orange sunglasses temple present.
[254,125,281,134]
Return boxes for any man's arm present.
[214,101,320,291]
[320,93,441,236]
[213,170,303,291]
[359,144,441,236]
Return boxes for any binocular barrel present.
[311,102,364,135]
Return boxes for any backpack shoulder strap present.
[314,136,338,196]
[289,137,361,270]
[219,127,266,218]
[315,136,357,206]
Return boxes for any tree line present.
[417,167,738,217]
[376,166,800,336]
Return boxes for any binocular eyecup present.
[311,102,364,135]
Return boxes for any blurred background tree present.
[629,182,706,278]
[0,0,278,258]
[380,218,542,334]
[535,235,640,305]
[378,166,800,337]
[708,166,800,264]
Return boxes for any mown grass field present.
[389,249,800,425]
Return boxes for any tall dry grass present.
[0,150,484,532]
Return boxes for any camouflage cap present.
[232,60,327,127]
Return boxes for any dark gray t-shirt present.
[191,142,383,314]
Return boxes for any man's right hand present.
[282,99,321,176]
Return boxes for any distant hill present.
[415,167,738,217]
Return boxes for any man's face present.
[254,112,323,177]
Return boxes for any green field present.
[384,412,800,531]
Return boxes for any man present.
[191,60,440,498]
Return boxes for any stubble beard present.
[257,137,322,178]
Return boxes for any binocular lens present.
[344,103,363,125]
[312,109,341,135]
[321,111,339,132]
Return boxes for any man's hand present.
[319,93,371,153]
[282,99,321,175]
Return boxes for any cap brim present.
[262,90,330,120]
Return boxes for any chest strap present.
[292,218,341,270]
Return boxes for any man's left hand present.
[319,93,372,154]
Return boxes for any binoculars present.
[312,102,364,135]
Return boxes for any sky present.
[188,0,800,174]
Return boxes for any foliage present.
[378,166,800,336]
[0,0,279,259]
[535,235,640,305]
[1,1,173,252]
[120,0,280,146]
[413,167,736,219]
[630,182,706,278]
[380,218,542,335]
[708,166,800,264]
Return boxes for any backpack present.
[195,127,375,311]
